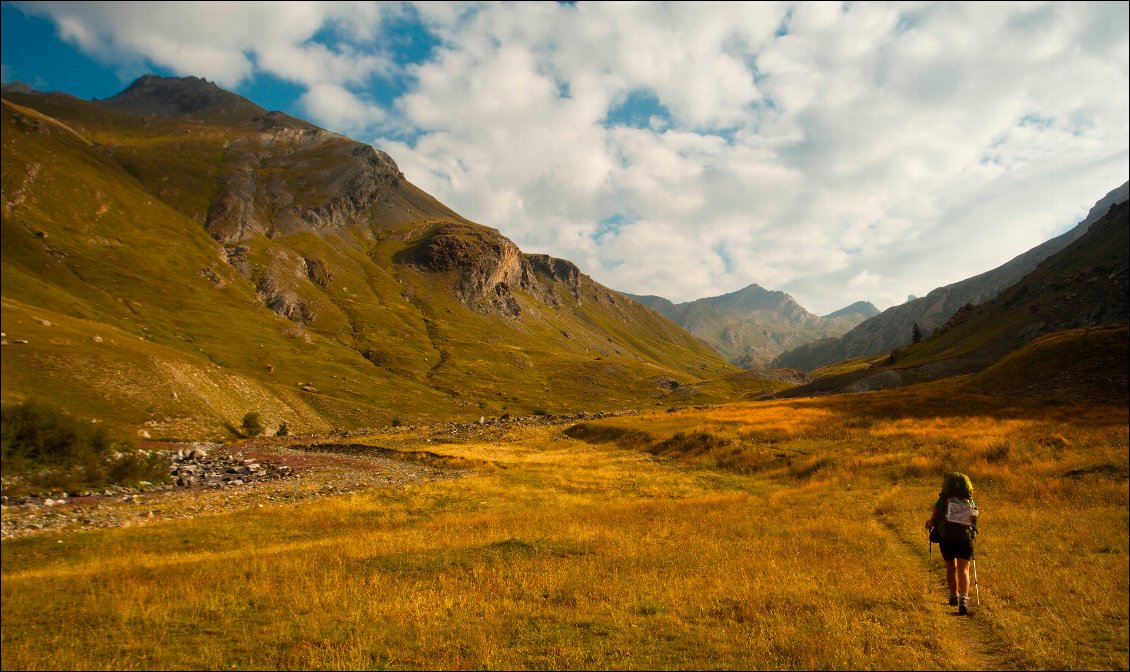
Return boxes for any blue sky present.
[3,1,1128,314]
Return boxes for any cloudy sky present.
[3,1,1127,314]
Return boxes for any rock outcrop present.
[412,222,589,317]
[206,128,404,244]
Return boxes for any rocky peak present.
[0,81,38,95]
[824,301,880,319]
[707,283,811,317]
[102,74,267,120]
[528,254,583,297]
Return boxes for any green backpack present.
[937,473,979,543]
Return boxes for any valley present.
[2,74,1127,671]
[2,384,1126,670]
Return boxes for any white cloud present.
[16,1,1130,316]
[14,1,394,89]
[382,0,1128,313]
[299,83,385,136]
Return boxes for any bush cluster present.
[1,400,171,497]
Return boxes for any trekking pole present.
[973,558,980,606]
[926,538,933,595]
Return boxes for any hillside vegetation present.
[1,82,742,441]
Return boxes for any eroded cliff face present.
[411,223,591,317]
[413,222,533,316]
[206,118,404,245]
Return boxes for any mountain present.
[773,181,1130,371]
[629,284,878,368]
[778,197,1129,399]
[0,77,742,441]
[100,74,270,121]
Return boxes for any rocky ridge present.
[774,180,1130,371]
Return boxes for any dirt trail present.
[875,500,1029,671]
[923,554,1027,671]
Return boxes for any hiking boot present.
[949,595,959,607]
[959,600,969,616]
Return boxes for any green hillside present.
[1,81,740,441]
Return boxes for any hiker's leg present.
[945,558,958,595]
[956,558,970,595]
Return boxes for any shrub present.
[1,400,110,474]
[241,412,263,437]
[649,431,730,458]
[563,423,653,449]
[106,450,172,488]
[277,422,289,437]
[1,400,171,496]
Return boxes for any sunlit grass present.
[3,389,1127,670]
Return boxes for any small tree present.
[912,322,923,344]
[241,411,263,437]
[276,422,289,437]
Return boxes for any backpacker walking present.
[925,472,980,615]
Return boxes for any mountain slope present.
[630,284,877,368]
[1,77,740,440]
[778,198,1130,398]
[773,181,1130,371]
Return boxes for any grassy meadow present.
[2,383,1127,670]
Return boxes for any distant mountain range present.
[628,286,878,368]
[773,180,1130,371]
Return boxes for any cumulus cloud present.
[299,82,385,137]
[384,1,1127,312]
[13,1,395,89]
[13,1,1130,314]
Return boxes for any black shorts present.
[939,538,974,561]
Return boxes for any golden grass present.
[2,390,1127,670]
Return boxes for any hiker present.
[925,472,979,615]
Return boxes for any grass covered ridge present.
[2,388,1126,670]
[1,91,742,441]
